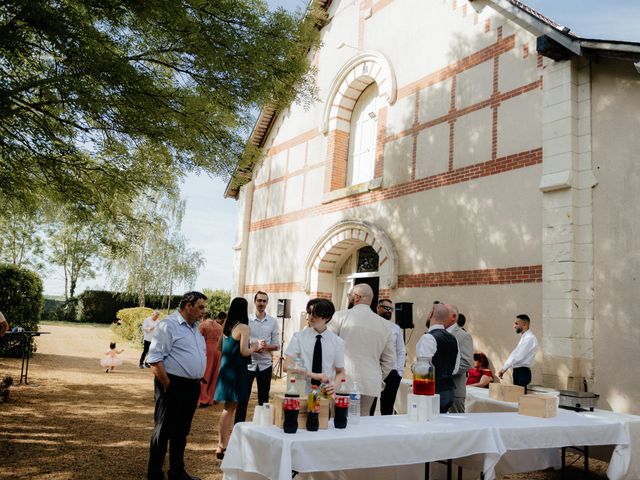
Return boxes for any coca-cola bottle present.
[333,378,349,429]
[283,377,300,434]
[306,385,320,431]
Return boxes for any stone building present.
[225,0,640,413]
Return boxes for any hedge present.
[0,263,44,357]
[76,290,182,324]
[113,307,167,345]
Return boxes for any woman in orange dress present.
[198,311,225,406]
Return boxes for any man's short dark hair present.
[179,291,207,309]
[216,311,227,320]
[306,298,335,322]
[378,298,392,305]
[457,313,466,328]
[254,291,268,301]
[516,314,530,324]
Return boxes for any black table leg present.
[561,446,566,480]
[425,462,430,480]
[584,445,589,479]
[457,465,462,480]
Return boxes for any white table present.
[221,415,505,480]
[221,409,635,480]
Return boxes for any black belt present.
[168,373,202,385]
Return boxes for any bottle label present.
[335,395,349,408]
[349,393,360,401]
[284,397,299,410]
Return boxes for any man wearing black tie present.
[284,298,345,396]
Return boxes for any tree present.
[46,213,100,300]
[0,0,321,231]
[0,208,45,270]
[203,289,232,317]
[105,191,204,306]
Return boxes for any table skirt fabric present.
[222,407,638,480]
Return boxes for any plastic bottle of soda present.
[348,380,361,424]
[306,385,320,431]
[334,378,349,429]
[283,377,300,434]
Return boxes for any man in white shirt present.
[377,298,405,415]
[498,314,538,391]
[140,310,160,369]
[415,304,460,413]
[234,291,280,423]
[329,284,395,416]
[284,298,345,395]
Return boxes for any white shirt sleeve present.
[416,333,437,358]
[503,332,537,370]
[395,327,406,376]
[284,332,301,359]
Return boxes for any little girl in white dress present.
[100,342,124,373]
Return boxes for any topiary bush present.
[113,307,166,345]
[0,263,44,357]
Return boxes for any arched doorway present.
[304,220,397,309]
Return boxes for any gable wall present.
[239,0,545,382]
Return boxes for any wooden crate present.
[272,395,330,430]
[489,383,525,403]
[518,394,558,418]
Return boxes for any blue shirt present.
[248,314,280,371]
[147,311,207,379]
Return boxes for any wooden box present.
[489,383,525,403]
[518,394,558,418]
[272,395,330,430]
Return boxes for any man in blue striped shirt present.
[147,291,207,480]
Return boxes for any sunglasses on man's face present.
[380,306,393,311]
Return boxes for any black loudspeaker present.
[395,302,414,329]
[277,299,291,318]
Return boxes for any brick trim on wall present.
[398,265,542,288]
[244,265,542,295]
[250,147,542,232]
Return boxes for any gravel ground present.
[0,322,608,479]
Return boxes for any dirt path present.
[0,323,226,480]
[0,323,606,479]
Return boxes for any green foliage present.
[0,209,46,270]
[203,288,231,317]
[105,193,204,306]
[77,290,181,324]
[0,0,321,230]
[46,211,100,300]
[0,263,44,357]
[112,307,166,345]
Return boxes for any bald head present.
[431,304,449,326]
[350,284,374,306]
[444,303,458,328]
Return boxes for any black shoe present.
[144,363,151,368]
[168,471,200,480]
[138,364,144,369]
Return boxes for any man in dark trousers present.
[498,314,538,391]
[377,298,405,415]
[415,303,459,413]
[147,291,207,480]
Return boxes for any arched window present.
[347,83,379,186]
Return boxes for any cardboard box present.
[489,383,525,403]
[272,395,330,430]
[518,394,558,418]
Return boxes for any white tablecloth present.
[222,415,505,480]
[221,409,636,480]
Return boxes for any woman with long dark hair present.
[213,297,259,459]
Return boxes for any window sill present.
[322,177,383,204]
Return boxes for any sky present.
[42,0,640,296]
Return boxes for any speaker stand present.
[273,315,286,379]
